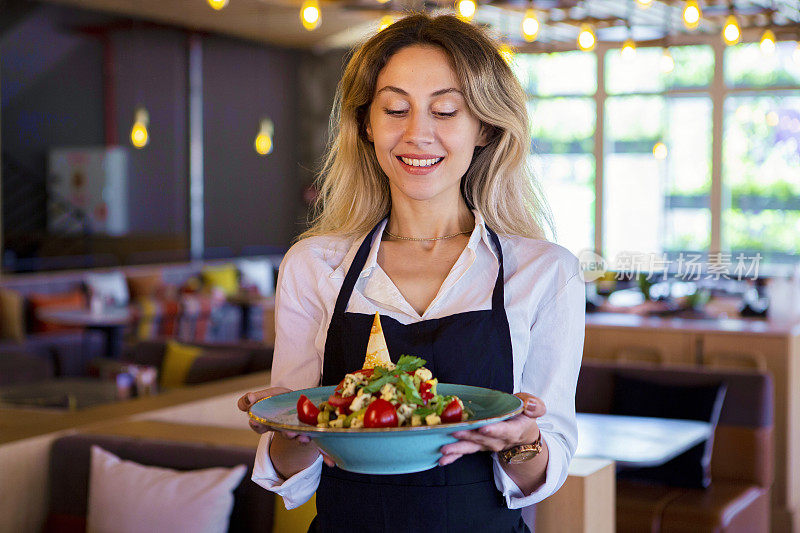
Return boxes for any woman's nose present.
[403,111,434,145]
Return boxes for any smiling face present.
[365,45,486,209]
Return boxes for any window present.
[517,40,800,270]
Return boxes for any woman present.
[237,13,584,532]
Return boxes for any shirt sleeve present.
[492,268,585,509]
[250,244,329,508]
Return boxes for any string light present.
[130,107,149,149]
[795,42,800,64]
[300,0,321,31]
[760,29,776,55]
[207,0,228,9]
[766,111,779,127]
[521,8,540,42]
[661,48,675,73]
[498,43,515,64]
[621,38,636,60]
[577,23,596,52]
[636,0,653,7]
[653,142,668,160]
[378,15,394,31]
[723,14,741,46]
[456,0,477,21]
[254,118,274,156]
[682,0,701,30]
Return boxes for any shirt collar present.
[329,211,498,279]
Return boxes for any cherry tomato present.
[440,399,463,423]
[296,394,320,425]
[327,393,355,414]
[363,398,399,428]
[419,381,434,403]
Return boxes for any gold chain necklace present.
[383,229,471,242]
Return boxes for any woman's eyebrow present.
[376,86,463,97]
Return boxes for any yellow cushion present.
[201,264,239,296]
[273,493,316,533]
[160,340,203,389]
[0,289,25,341]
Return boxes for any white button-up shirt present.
[252,211,585,511]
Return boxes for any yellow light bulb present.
[636,0,653,8]
[130,107,149,149]
[723,15,740,46]
[683,0,701,30]
[653,142,668,160]
[301,0,320,31]
[760,29,776,55]
[621,38,636,60]
[456,0,476,21]
[766,111,779,127]
[254,118,274,156]
[521,9,540,42]
[207,0,228,10]
[578,24,596,52]
[378,15,394,31]
[498,43,515,65]
[661,48,674,73]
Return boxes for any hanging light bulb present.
[378,15,394,31]
[207,0,228,10]
[682,0,701,30]
[661,48,675,73]
[130,107,149,149]
[376,0,390,4]
[577,23,596,52]
[653,142,668,160]
[456,0,476,21]
[300,0,321,31]
[254,118,274,156]
[723,14,741,46]
[499,43,515,65]
[621,38,637,60]
[636,0,653,8]
[760,29,776,55]
[795,42,800,64]
[521,8,540,42]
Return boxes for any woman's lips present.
[396,156,444,175]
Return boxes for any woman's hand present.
[237,388,336,468]
[439,393,545,466]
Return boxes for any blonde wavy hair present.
[301,13,553,240]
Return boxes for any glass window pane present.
[529,98,596,255]
[515,52,597,96]
[725,42,800,88]
[723,94,800,263]
[604,96,712,261]
[605,45,713,94]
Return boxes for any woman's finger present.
[514,393,546,418]
[248,419,270,434]
[237,387,290,412]
[439,453,463,466]
[441,439,485,456]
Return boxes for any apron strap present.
[332,219,506,318]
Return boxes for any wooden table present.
[576,412,712,467]
[0,378,119,410]
[37,307,132,358]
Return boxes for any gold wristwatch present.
[499,433,542,464]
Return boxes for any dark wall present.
[0,3,306,267]
[202,35,301,250]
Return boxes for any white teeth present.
[400,157,443,167]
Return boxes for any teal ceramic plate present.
[249,383,523,475]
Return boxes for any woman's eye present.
[434,111,457,118]
[384,109,407,116]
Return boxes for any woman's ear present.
[365,119,374,143]
[476,123,492,147]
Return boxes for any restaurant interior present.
[1,0,799,531]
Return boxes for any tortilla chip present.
[363,312,392,369]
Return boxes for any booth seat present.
[577,360,773,533]
[44,433,274,533]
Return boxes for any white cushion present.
[87,445,247,533]
[237,259,275,297]
[85,271,130,306]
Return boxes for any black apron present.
[311,220,529,533]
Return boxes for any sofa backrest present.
[576,360,773,487]
[46,434,273,533]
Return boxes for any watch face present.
[508,451,536,464]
